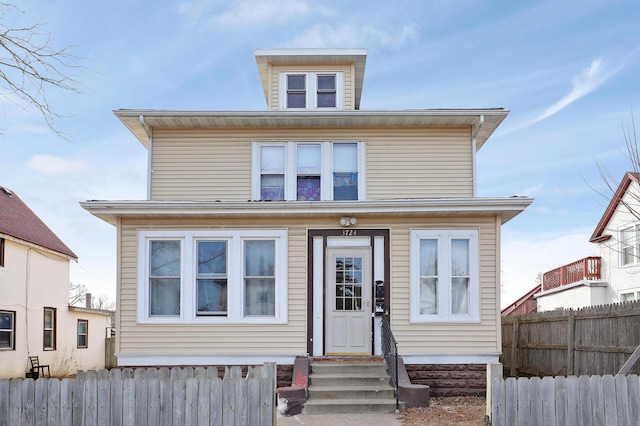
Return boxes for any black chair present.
[28,356,50,379]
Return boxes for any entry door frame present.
[306,229,390,356]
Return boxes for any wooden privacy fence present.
[0,365,276,426]
[501,301,640,377]
[491,374,640,426]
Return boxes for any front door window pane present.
[150,241,181,316]
[419,239,438,314]
[197,241,228,315]
[335,257,363,311]
[244,240,276,316]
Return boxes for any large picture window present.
[410,230,480,322]
[0,310,15,350]
[138,230,287,324]
[253,141,364,202]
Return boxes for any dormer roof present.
[589,171,640,243]
[0,186,77,259]
[255,48,367,109]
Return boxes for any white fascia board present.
[534,280,608,298]
[116,354,297,366]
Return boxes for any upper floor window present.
[281,72,343,110]
[410,230,480,323]
[620,225,640,266]
[0,310,15,350]
[253,141,364,201]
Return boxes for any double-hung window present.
[281,72,342,110]
[620,225,639,266]
[139,230,287,324]
[0,310,15,350]
[43,307,56,350]
[77,320,88,348]
[253,141,364,201]
[410,230,480,322]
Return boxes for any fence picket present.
[211,378,223,426]
[22,379,35,426]
[35,378,47,426]
[185,378,198,426]
[602,375,618,426]
[590,375,605,426]
[72,378,83,425]
[172,379,186,426]
[517,378,530,426]
[578,375,593,426]
[122,378,135,426]
[60,379,73,426]
[135,378,147,426]
[259,377,275,426]
[247,378,260,426]
[554,376,567,426]
[9,379,22,426]
[613,375,629,426]
[197,379,211,426]
[491,378,505,426]
[541,376,555,426]
[223,377,235,426]
[627,375,640,424]
[529,377,543,426]
[47,379,60,425]
[160,379,173,426]
[505,378,517,426]
[97,377,110,425]
[147,378,161,426]
[110,378,122,426]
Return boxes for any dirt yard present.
[402,396,487,426]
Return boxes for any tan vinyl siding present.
[118,214,499,358]
[269,64,353,110]
[149,127,473,201]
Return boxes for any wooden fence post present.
[567,309,575,376]
[510,319,519,377]
[486,363,503,420]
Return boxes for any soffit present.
[114,109,508,151]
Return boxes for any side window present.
[149,240,181,316]
[297,144,321,201]
[333,143,358,201]
[77,320,88,348]
[196,241,228,316]
[260,145,285,201]
[411,230,479,322]
[43,307,56,350]
[0,310,15,350]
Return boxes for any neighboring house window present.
[410,230,480,322]
[620,289,640,302]
[43,307,56,350]
[77,320,88,348]
[0,310,15,350]
[620,225,639,266]
[280,72,343,110]
[138,230,287,324]
[253,141,364,201]
[0,237,4,267]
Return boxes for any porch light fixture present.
[339,216,357,227]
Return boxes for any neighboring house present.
[501,284,541,316]
[535,172,640,311]
[0,186,113,378]
[81,49,532,380]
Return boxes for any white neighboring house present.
[536,172,640,311]
[0,186,113,378]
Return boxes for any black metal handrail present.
[380,315,399,411]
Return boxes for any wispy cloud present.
[290,23,418,49]
[27,155,88,176]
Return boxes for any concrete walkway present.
[276,412,404,425]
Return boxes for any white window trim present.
[619,224,640,266]
[138,229,288,324]
[0,310,15,350]
[251,141,365,201]
[619,288,640,302]
[410,229,480,323]
[279,72,344,110]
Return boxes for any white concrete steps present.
[304,359,403,414]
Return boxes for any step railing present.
[380,315,399,411]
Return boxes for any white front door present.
[326,247,372,355]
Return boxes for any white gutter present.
[471,115,484,197]
[139,115,152,200]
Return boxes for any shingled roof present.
[0,186,77,259]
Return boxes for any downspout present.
[471,115,484,197]
[139,115,152,200]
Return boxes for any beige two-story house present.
[82,48,532,393]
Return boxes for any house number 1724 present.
[342,229,357,236]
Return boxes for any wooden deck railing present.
[542,256,601,291]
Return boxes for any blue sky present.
[1,0,638,307]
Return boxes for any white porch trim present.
[116,354,297,366]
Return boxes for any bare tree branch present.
[0,3,84,140]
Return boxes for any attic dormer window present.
[281,72,342,110]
